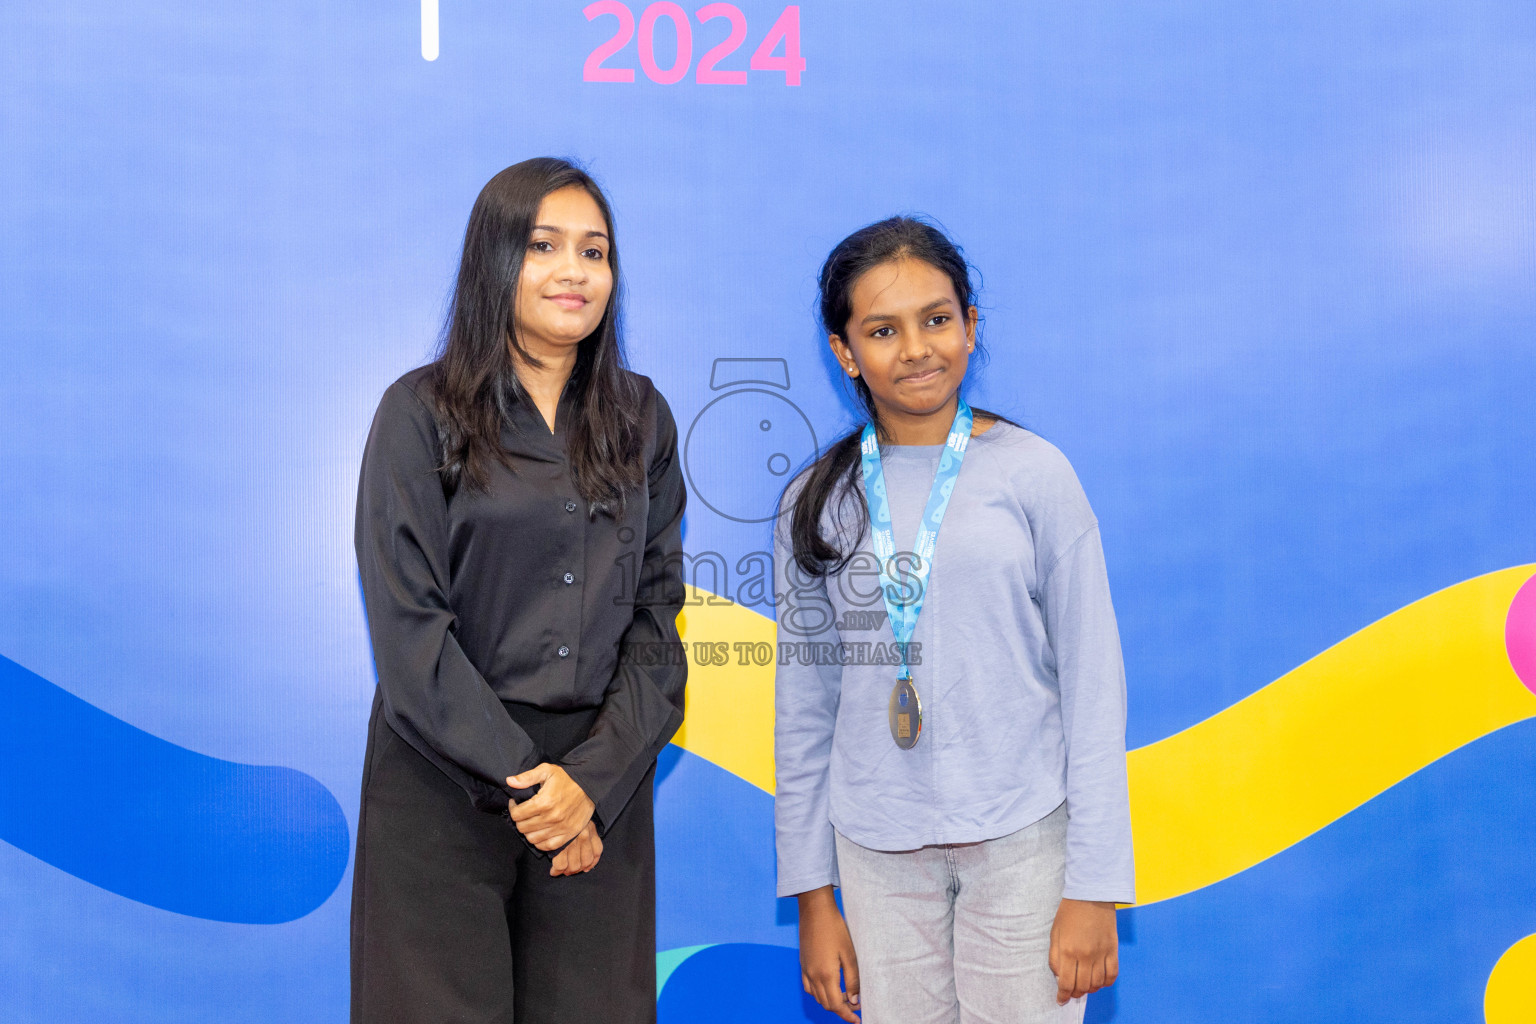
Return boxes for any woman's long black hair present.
[788,216,1015,577]
[429,157,644,511]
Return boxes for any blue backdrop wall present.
[3,2,1535,1021]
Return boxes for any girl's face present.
[829,257,978,430]
[512,185,614,360]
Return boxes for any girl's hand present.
[1048,898,1119,1005]
[549,820,602,876]
[506,764,595,851]
[797,886,861,1022]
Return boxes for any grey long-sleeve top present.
[354,365,687,835]
[773,421,1135,903]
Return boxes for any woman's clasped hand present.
[507,764,603,875]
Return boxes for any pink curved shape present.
[1508,572,1536,696]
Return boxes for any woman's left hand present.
[549,821,603,876]
[506,764,595,851]
[1048,898,1119,1005]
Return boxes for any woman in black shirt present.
[351,158,687,1023]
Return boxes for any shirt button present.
[563,572,575,584]
[557,645,570,658]
[565,501,578,513]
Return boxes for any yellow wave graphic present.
[672,565,1536,905]
[672,592,779,795]
[1130,564,1535,904]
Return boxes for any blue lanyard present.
[858,398,973,681]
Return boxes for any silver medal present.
[888,676,922,749]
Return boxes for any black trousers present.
[351,696,657,1024]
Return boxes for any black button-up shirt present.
[355,365,687,832]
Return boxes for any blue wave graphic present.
[654,744,794,951]
[0,655,350,923]
[1108,718,1536,1023]
[659,943,848,1023]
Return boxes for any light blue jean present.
[833,802,1083,1024]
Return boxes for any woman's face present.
[512,185,614,359]
[829,257,977,426]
